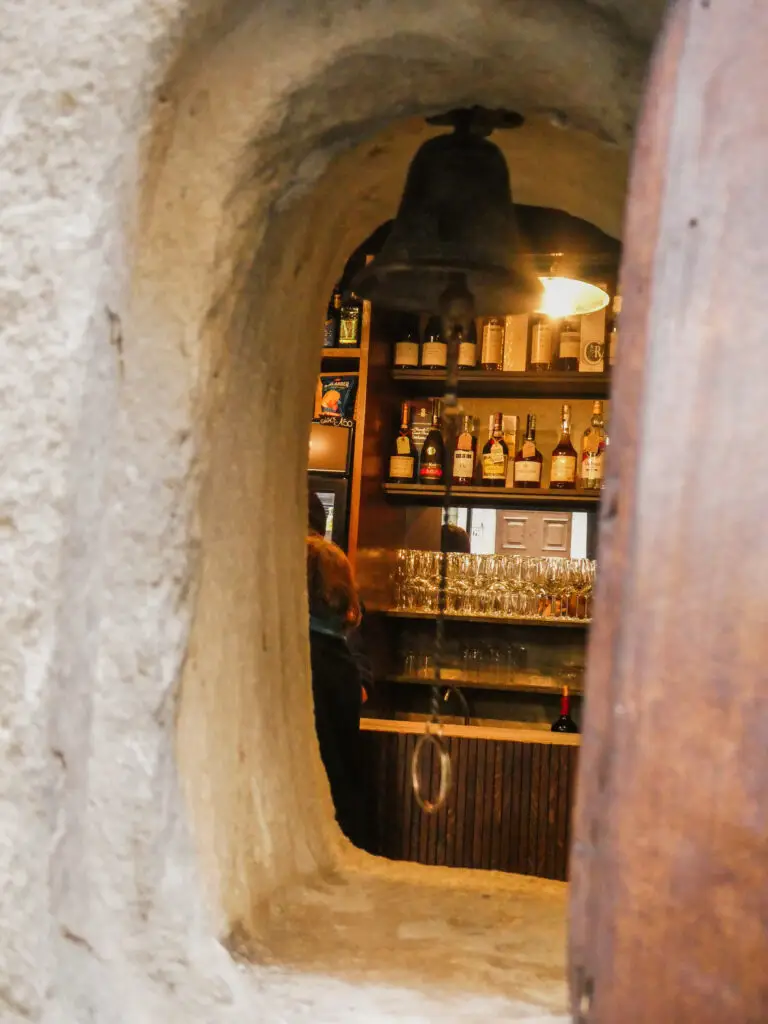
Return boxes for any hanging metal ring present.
[411,725,452,814]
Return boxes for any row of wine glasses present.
[393,550,596,621]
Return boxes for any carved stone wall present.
[0,1,661,1019]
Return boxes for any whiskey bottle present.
[420,316,447,370]
[388,402,418,482]
[480,412,508,487]
[550,685,579,733]
[393,316,420,368]
[557,317,581,371]
[418,399,444,483]
[480,317,504,370]
[529,315,553,372]
[580,400,607,490]
[513,413,543,488]
[323,285,341,348]
[338,291,362,347]
[452,414,476,485]
[457,321,477,369]
[550,403,578,489]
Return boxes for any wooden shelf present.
[376,608,590,628]
[383,673,584,695]
[391,368,611,398]
[321,347,361,360]
[382,482,600,511]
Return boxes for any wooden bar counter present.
[360,717,579,881]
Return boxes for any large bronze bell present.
[352,109,542,317]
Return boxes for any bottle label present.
[323,320,336,347]
[396,435,411,455]
[481,323,503,364]
[458,341,477,367]
[389,455,414,479]
[522,440,536,458]
[421,342,447,367]
[453,449,474,478]
[482,449,506,479]
[582,452,605,482]
[338,314,359,345]
[583,432,601,454]
[559,332,580,359]
[531,324,552,365]
[551,454,577,482]
[395,341,419,366]
[515,460,541,484]
[420,463,443,480]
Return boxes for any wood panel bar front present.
[361,719,579,881]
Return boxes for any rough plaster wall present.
[0,0,662,1020]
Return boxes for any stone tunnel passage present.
[21,1,663,1020]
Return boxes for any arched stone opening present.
[13,0,664,1019]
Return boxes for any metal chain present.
[412,283,473,814]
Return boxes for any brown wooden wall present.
[361,730,578,881]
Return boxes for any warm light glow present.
[536,276,610,318]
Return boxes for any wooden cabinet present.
[361,721,579,882]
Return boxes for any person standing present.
[306,533,366,847]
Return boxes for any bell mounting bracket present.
[425,106,525,138]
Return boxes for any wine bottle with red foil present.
[551,685,579,733]
[418,399,444,483]
[388,402,418,482]
[549,402,578,489]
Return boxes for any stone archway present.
[0,1,664,1020]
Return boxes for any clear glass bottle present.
[393,316,420,369]
[452,414,476,485]
[388,402,418,482]
[529,315,553,372]
[513,413,543,489]
[550,403,577,489]
[608,295,621,367]
[580,400,607,490]
[418,399,444,483]
[481,412,508,487]
[480,317,504,370]
[420,316,447,369]
[558,316,581,371]
[457,321,478,370]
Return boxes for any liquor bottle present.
[513,413,543,488]
[557,316,581,371]
[452,414,476,485]
[550,403,578,489]
[551,685,579,733]
[393,316,420,368]
[338,291,362,347]
[420,316,447,370]
[419,399,444,483]
[323,285,341,348]
[580,400,607,490]
[529,315,553,372]
[480,412,508,487]
[480,317,504,370]
[608,295,621,367]
[388,402,418,482]
[457,321,477,369]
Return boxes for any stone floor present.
[238,857,571,1022]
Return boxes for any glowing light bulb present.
[537,276,610,318]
